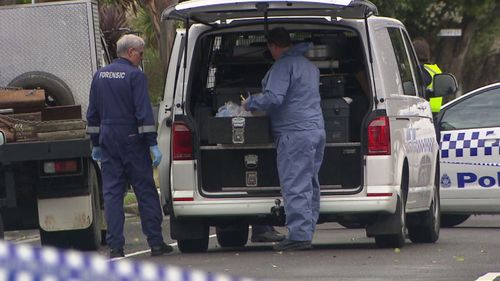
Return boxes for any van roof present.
[162,0,378,24]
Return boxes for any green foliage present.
[143,48,164,105]
[130,8,157,49]
[128,7,164,105]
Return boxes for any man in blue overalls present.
[86,34,171,258]
[244,28,326,251]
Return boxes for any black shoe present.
[109,248,125,259]
[251,230,286,243]
[273,239,312,251]
[151,242,174,256]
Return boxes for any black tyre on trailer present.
[8,71,74,106]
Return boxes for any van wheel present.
[408,188,440,243]
[216,223,249,247]
[8,71,74,106]
[374,194,406,248]
[441,214,470,228]
[178,236,209,253]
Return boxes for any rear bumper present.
[172,191,398,218]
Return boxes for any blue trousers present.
[276,129,325,241]
[100,125,164,249]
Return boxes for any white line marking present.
[110,234,218,261]
[475,272,500,281]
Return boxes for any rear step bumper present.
[172,192,397,217]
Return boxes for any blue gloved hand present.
[91,146,102,161]
[150,145,162,167]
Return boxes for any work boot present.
[273,239,312,251]
[251,229,285,243]
[109,248,125,259]
[151,242,174,256]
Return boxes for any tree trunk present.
[157,0,178,73]
[435,16,477,93]
[139,0,177,74]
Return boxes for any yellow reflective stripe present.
[430,97,443,113]
[424,64,443,90]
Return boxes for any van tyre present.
[177,226,209,253]
[374,194,406,248]
[8,71,74,106]
[216,223,249,247]
[441,214,471,228]
[408,167,440,243]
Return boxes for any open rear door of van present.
[162,0,377,23]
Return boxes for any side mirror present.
[0,130,5,146]
[433,73,458,97]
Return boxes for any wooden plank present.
[42,105,82,121]
[37,129,86,141]
[35,120,86,133]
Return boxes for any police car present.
[437,82,500,227]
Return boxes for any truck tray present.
[0,138,91,163]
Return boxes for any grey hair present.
[116,34,145,57]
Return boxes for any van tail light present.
[172,121,193,160]
[43,159,79,174]
[367,116,391,155]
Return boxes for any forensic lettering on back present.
[99,72,126,79]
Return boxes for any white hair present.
[116,34,145,57]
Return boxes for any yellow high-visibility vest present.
[424,64,443,113]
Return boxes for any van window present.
[401,31,425,98]
[192,29,366,113]
[388,28,416,96]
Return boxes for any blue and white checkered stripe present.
[440,130,500,159]
[0,241,262,281]
[407,138,435,154]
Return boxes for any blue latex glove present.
[150,145,162,167]
[91,146,102,161]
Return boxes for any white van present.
[157,0,457,253]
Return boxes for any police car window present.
[440,87,500,130]
[388,28,416,96]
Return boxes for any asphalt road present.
[7,215,500,281]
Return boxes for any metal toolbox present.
[207,116,273,144]
[321,98,350,142]
[320,75,345,98]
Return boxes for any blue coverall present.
[246,42,326,242]
[86,58,164,250]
